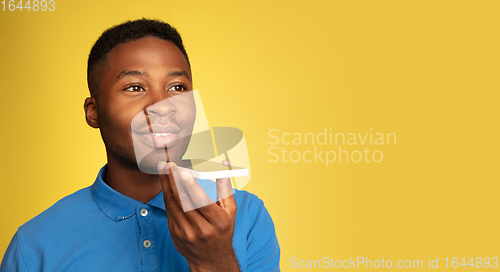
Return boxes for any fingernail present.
[180,170,191,180]
[157,161,167,171]
[167,162,176,168]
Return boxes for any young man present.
[0,19,280,272]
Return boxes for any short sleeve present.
[245,198,280,272]
[0,232,31,272]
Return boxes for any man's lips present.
[134,124,180,135]
[135,132,179,148]
[133,125,181,148]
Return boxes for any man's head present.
[84,19,196,173]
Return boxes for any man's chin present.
[137,149,182,174]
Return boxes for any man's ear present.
[84,97,99,128]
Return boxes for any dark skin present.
[84,37,239,272]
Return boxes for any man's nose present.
[145,92,177,117]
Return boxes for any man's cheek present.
[115,110,135,131]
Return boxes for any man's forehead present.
[108,37,186,61]
[101,38,191,82]
[115,40,187,64]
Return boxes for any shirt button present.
[140,209,148,217]
[143,240,151,248]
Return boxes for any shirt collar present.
[91,165,166,222]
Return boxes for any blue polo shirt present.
[0,166,280,272]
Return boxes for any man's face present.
[92,36,195,172]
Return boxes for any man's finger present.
[216,176,237,223]
[158,161,192,229]
[157,161,180,229]
[168,162,195,212]
[179,169,215,210]
[217,160,235,202]
[216,160,237,220]
[177,168,236,231]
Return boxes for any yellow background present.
[1,0,499,270]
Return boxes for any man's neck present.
[104,159,163,204]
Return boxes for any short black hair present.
[87,18,190,97]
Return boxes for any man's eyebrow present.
[167,70,190,80]
[117,70,149,79]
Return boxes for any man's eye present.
[168,85,187,92]
[125,86,144,92]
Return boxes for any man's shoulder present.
[18,187,97,237]
[233,189,266,213]
[232,189,274,229]
[231,190,281,271]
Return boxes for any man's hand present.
[157,160,240,272]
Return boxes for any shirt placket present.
[136,204,160,272]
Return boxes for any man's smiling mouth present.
[135,131,180,149]
[151,132,173,136]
